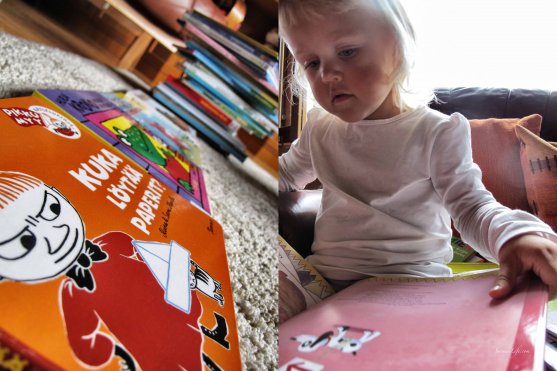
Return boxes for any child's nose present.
[320,63,342,83]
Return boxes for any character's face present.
[0,184,85,281]
[282,6,400,122]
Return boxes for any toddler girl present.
[279,0,557,297]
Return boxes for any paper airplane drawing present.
[132,240,225,313]
[133,240,192,314]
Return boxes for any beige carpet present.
[0,32,278,370]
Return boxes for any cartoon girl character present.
[0,171,85,283]
[0,171,226,370]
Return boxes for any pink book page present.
[279,272,547,371]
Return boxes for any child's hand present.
[489,234,557,299]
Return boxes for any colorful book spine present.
[159,81,241,139]
[183,63,276,136]
[184,40,279,123]
[182,21,279,95]
[165,77,240,133]
[153,83,247,161]
[179,76,268,139]
[33,89,211,214]
[183,10,278,73]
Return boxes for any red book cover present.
[0,96,241,370]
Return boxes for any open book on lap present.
[280,266,547,370]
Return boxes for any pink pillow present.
[469,114,542,211]
[515,125,557,230]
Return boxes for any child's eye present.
[339,48,357,58]
[304,60,319,70]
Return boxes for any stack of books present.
[153,10,279,191]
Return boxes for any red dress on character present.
[60,231,203,370]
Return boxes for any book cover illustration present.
[33,89,210,214]
[278,235,334,324]
[279,272,547,371]
[111,89,204,167]
[0,97,240,370]
[450,236,477,262]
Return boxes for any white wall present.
[401,0,557,90]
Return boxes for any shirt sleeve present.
[279,109,318,191]
[429,113,557,262]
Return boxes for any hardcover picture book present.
[110,89,203,167]
[33,89,211,214]
[0,96,241,370]
[279,270,547,370]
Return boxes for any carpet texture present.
[0,32,278,370]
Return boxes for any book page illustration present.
[280,272,547,370]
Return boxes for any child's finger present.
[489,260,520,299]
[527,248,557,287]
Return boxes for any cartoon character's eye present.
[37,192,61,221]
[0,228,36,260]
[20,232,37,250]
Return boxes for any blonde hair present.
[0,171,42,209]
[279,0,431,110]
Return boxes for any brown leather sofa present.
[279,87,557,257]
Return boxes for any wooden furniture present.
[92,0,187,87]
[278,40,306,155]
[20,0,187,88]
[7,0,279,179]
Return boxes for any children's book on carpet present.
[0,96,240,370]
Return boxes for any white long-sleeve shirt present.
[280,106,556,280]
